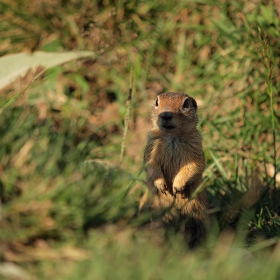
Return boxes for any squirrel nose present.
[160,112,173,121]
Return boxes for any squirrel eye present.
[155,98,158,107]
[182,98,189,109]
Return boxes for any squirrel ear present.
[191,97,197,109]
[183,97,197,110]
[182,98,190,108]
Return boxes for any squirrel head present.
[152,92,198,135]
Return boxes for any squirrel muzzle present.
[158,111,176,129]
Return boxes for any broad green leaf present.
[0,51,95,91]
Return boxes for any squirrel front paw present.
[173,184,185,195]
[172,179,187,196]
[154,178,167,194]
[173,181,194,198]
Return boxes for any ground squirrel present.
[143,92,207,248]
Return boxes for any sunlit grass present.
[0,0,279,279]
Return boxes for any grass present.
[0,0,280,279]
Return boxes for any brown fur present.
[143,92,207,248]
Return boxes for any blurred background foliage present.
[0,0,280,279]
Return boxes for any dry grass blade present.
[119,67,134,165]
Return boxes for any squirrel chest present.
[148,134,203,194]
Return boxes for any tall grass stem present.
[119,67,134,165]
